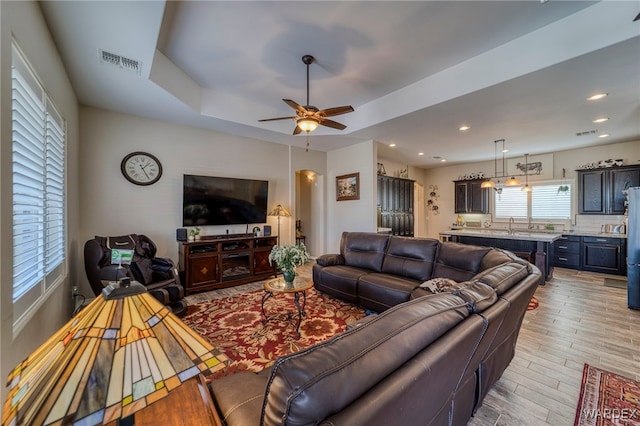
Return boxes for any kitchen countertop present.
[562,231,627,239]
[440,229,563,243]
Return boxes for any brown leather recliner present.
[83,234,187,317]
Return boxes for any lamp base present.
[102,281,147,300]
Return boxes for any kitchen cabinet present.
[552,234,626,275]
[377,175,414,236]
[454,180,489,214]
[581,236,626,275]
[552,235,581,270]
[578,165,640,215]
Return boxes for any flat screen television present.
[183,174,269,226]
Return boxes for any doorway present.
[295,170,324,257]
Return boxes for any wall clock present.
[120,151,163,186]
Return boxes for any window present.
[12,42,66,329]
[494,181,572,221]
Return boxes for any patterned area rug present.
[183,287,365,377]
[574,364,640,426]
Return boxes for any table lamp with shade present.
[2,280,228,426]
[268,204,291,245]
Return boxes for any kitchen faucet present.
[509,217,515,234]
[528,216,534,230]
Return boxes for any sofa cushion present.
[315,253,345,267]
[261,293,470,426]
[452,281,498,313]
[340,232,390,272]
[481,247,528,270]
[473,262,530,296]
[358,273,420,312]
[209,368,271,426]
[433,242,490,282]
[312,264,369,304]
[381,237,439,281]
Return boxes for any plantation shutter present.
[12,51,47,301]
[11,42,66,320]
[494,186,528,219]
[532,183,572,220]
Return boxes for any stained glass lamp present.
[2,281,228,426]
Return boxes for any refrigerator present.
[628,187,640,310]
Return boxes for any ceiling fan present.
[259,55,354,135]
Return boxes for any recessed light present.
[459,125,470,131]
[587,93,608,101]
[440,158,447,162]
[598,133,610,138]
[418,152,425,156]
[593,117,609,123]
[388,143,396,147]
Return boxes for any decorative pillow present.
[419,277,458,293]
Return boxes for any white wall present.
[326,140,378,252]
[78,106,327,294]
[0,0,80,400]
[423,140,640,239]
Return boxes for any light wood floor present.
[470,268,640,426]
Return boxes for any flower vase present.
[282,269,295,285]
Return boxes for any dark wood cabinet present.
[609,167,640,214]
[581,236,626,275]
[552,235,581,269]
[578,165,640,215]
[454,179,489,214]
[377,176,414,236]
[178,235,277,294]
[552,234,626,275]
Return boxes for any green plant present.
[268,244,310,271]
[557,185,569,194]
[189,226,201,237]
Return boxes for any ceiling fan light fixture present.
[481,179,495,189]
[298,117,319,133]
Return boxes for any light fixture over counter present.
[480,139,532,191]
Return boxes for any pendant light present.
[505,176,521,186]
[521,153,531,192]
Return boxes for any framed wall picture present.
[336,172,360,201]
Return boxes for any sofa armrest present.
[316,254,345,267]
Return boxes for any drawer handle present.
[595,239,607,242]
[559,257,568,261]
[558,246,568,249]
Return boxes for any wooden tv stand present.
[178,234,278,294]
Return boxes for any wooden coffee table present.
[262,276,313,337]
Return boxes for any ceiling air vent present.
[98,49,141,75]
[576,130,598,137]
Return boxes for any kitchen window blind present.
[494,181,572,221]
[12,41,66,329]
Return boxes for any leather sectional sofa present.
[208,232,541,425]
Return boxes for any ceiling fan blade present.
[259,116,296,122]
[319,105,354,118]
[319,119,347,130]
[293,125,303,135]
[283,99,307,115]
